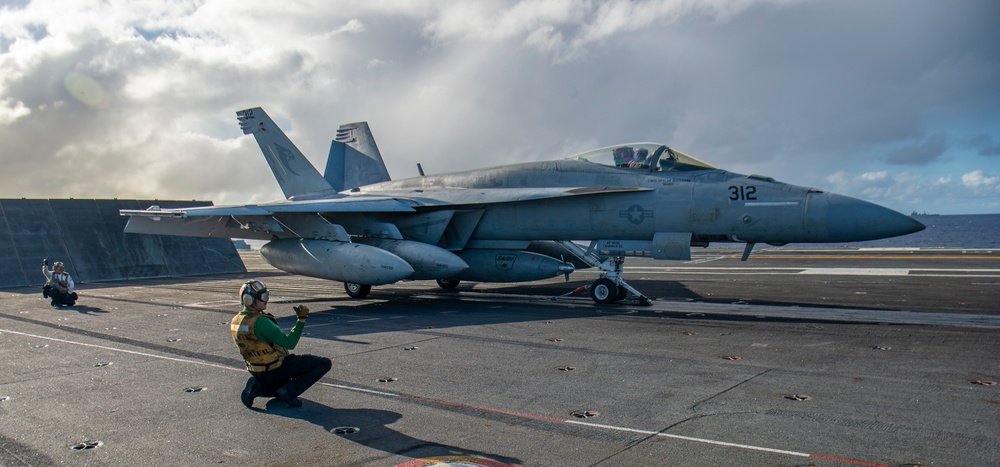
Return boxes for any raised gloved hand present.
[43,258,48,266]
[293,305,310,320]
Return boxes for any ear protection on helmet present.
[241,290,255,307]
[239,280,268,307]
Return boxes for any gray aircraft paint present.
[121,107,924,304]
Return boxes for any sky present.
[1,0,998,215]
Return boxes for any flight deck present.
[1,248,997,466]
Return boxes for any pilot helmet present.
[239,280,269,307]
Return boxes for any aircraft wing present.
[120,197,417,219]
[120,196,414,240]
[121,186,652,240]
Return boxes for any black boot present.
[275,387,302,408]
[241,378,259,408]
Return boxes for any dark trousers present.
[249,354,332,398]
[42,285,77,306]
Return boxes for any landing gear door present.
[652,232,691,260]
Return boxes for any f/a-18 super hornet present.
[121,107,925,305]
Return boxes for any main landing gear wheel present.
[436,278,460,289]
[590,278,619,304]
[344,282,371,299]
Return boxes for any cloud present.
[967,133,1000,156]
[820,167,1000,214]
[0,98,30,123]
[857,171,889,183]
[933,175,953,186]
[318,18,367,40]
[0,0,998,215]
[825,170,849,186]
[961,170,1000,189]
[421,0,786,61]
[882,132,947,165]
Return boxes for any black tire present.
[436,278,460,289]
[590,278,618,304]
[614,285,629,302]
[344,283,371,299]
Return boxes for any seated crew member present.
[42,259,77,306]
[628,148,650,168]
[613,146,635,167]
[231,280,331,408]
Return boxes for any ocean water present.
[707,214,1000,250]
[847,214,1000,249]
[803,214,1000,249]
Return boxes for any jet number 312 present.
[728,185,757,201]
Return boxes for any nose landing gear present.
[557,241,652,306]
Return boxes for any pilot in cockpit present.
[628,148,649,168]
[613,147,635,167]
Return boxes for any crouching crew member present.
[42,258,77,306]
[231,280,331,408]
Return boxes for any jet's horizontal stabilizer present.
[237,107,338,200]
[326,122,391,191]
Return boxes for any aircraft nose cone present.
[821,193,925,242]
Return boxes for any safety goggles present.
[257,291,269,303]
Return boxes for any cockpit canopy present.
[567,143,717,172]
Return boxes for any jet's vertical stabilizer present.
[237,107,336,200]
[325,122,391,192]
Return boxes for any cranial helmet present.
[239,280,269,307]
[53,261,64,268]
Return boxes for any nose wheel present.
[589,278,640,304]
[557,241,652,306]
[590,278,618,304]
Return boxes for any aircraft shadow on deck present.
[7,273,905,345]
[373,278,891,311]
[264,283,894,344]
[9,274,889,314]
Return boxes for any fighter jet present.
[121,107,925,305]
